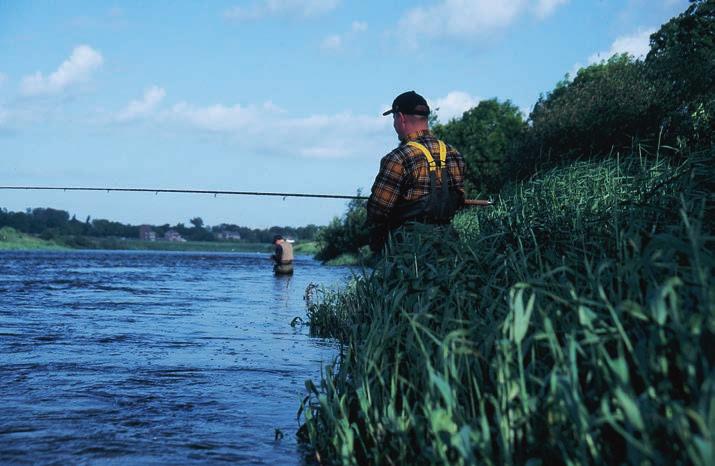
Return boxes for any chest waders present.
[274,241,294,275]
[391,140,463,227]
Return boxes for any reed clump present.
[300,149,714,465]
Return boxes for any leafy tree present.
[29,208,70,233]
[90,218,139,238]
[646,0,715,146]
[185,216,214,241]
[314,217,345,261]
[295,224,320,241]
[315,194,369,261]
[65,215,88,236]
[507,55,660,178]
[190,217,204,229]
[433,99,526,195]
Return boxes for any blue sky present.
[0,0,688,228]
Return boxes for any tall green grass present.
[0,226,67,250]
[300,149,714,465]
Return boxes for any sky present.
[0,0,689,228]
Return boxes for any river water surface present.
[0,250,353,465]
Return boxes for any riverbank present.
[0,227,68,251]
[322,246,372,266]
[300,151,714,465]
[0,227,320,255]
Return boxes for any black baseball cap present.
[382,91,430,116]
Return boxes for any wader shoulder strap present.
[394,140,459,225]
[406,141,447,171]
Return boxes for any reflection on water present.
[273,274,294,309]
[0,250,353,465]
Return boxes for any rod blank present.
[0,186,492,206]
[0,186,367,200]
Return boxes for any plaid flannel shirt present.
[367,130,465,225]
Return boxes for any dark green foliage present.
[433,99,526,195]
[28,207,70,232]
[315,195,370,262]
[646,0,715,146]
[508,55,660,178]
[90,218,140,238]
[300,149,715,465]
[189,217,204,229]
[501,1,714,179]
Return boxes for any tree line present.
[316,0,714,261]
[435,0,713,193]
[0,207,320,243]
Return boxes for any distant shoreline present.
[0,227,319,255]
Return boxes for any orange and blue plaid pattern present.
[367,130,465,222]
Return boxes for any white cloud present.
[569,62,584,79]
[534,0,568,19]
[224,0,339,21]
[587,28,655,64]
[21,45,103,96]
[351,21,368,33]
[398,0,570,47]
[519,105,532,119]
[299,144,349,158]
[279,112,388,158]
[569,28,655,78]
[161,99,389,159]
[400,1,523,41]
[0,72,7,87]
[166,101,276,132]
[0,102,46,128]
[432,91,479,122]
[320,20,368,52]
[320,35,342,51]
[116,86,166,122]
[165,100,286,133]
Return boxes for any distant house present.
[216,230,241,241]
[139,225,156,241]
[164,229,185,242]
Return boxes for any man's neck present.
[400,128,431,142]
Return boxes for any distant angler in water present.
[272,235,294,275]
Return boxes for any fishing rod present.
[0,185,493,205]
[0,186,365,200]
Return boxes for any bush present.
[507,55,661,179]
[505,2,715,180]
[315,195,370,262]
[433,99,526,196]
[646,0,715,148]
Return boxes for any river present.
[0,250,354,465]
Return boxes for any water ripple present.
[0,250,353,465]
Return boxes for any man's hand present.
[464,199,493,206]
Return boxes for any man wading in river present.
[272,235,294,275]
[367,90,466,252]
